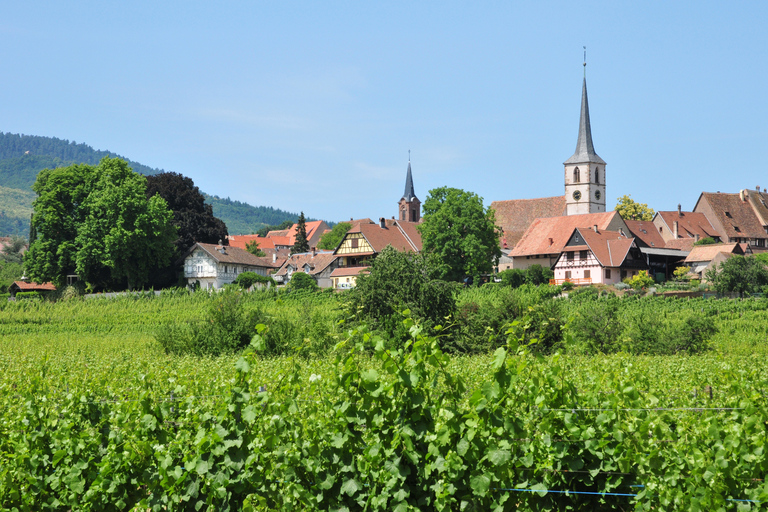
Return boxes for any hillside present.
[0,132,306,237]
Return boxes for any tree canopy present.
[418,187,501,282]
[26,157,176,290]
[614,194,655,221]
[145,172,228,253]
[705,255,768,295]
[317,222,351,250]
[291,212,310,254]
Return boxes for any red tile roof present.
[664,238,696,252]
[227,235,276,251]
[510,211,623,257]
[695,192,765,240]
[267,220,330,246]
[11,281,56,292]
[491,196,566,249]
[573,229,635,267]
[656,211,719,240]
[274,251,337,277]
[330,267,370,278]
[190,243,282,268]
[343,219,421,254]
[684,243,743,264]
[625,220,666,248]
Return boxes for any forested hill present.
[0,132,314,237]
[0,132,163,189]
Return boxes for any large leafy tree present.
[418,186,501,282]
[614,194,655,221]
[317,221,351,250]
[291,212,310,254]
[705,255,768,295]
[26,157,176,290]
[145,172,228,252]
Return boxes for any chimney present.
[593,225,598,233]
[272,252,276,263]
[311,247,316,256]
[548,237,554,245]
[677,204,682,215]
[673,221,679,239]
[379,217,386,228]
[695,234,700,242]
[757,186,761,191]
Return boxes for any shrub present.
[289,272,318,291]
[626,270,654,290]
[525,264,554,286]
[233,271,275,289]
[498,268,526,288]
[15,291,44,300]
[567,295,623,354]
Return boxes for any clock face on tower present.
[595,190,601,200]
[572,190,582,201]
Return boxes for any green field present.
[2,289,768,510]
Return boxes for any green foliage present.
[291,211,310,254]
[14,291,44,300]
[706,255,768,295]
[0,186,34,237]
[288,271,318,291]
[497,268,526,288]
[419,186,502,281]
[26,158,176,290]
[256,219,295,237]
[673,265,692,281]
[0,235,26,264]
[317,221,351,250]
[525,263,554,285]
[205,195,302,237]
[624,270,655,290]
[245,239,266,257]
[0,260,23,293]
[694,236,717,245]
[614,194,655,221]
[233,271,275,289]
[348,246,457,334]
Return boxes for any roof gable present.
[697,192,766,239]
[510,211,625,257]
[188,243,281,268]
[491,196,567,249]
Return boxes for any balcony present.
[549,277,592,286]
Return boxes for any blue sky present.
[2,2,767,227]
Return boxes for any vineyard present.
[2,289,768,510]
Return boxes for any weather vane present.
[408,149,410,162]
[583,46,587,77]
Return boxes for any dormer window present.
[734,226,741,232]
[725,211,732,218]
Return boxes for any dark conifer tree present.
[292,212,310,254]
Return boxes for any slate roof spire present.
[564,77,605,165]
[402,160,417,202]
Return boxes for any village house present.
[182,242,281,290]
[273,249,338,288]
[551,227,646,285]
[693,189,768,250]
[683,243,751,281]
[652,205,720,245]
[226,234,290,267]
[8,280,56,298]
[266,219,330,250]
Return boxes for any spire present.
[564,77,605,165]
[402,160,417,202]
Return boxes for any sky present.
[2,2,768,227]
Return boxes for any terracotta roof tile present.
[570,228,635,267]
[491,196,566,248]
[344,219,421,254]
[191,243,282,268]
[664,238,696,252]
[684,243,743,264]
[274,251,337,277]
[12,281,56,291]
[227,235,276,251]
[656,211,720,240]
[510,211,623,257]
[625,220,666,248]
[697,192,766,239]
[330,267,370,278]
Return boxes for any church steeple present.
[565,78,605,166]
[398,158,420,222]
[564,73,607,216]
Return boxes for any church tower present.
[398,160,420,222]
[564,74,606,215]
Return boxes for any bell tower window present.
[573,167,580,183]
[595,167,600,184]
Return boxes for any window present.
[567,251,574,261]
[224,265,228,273]
[584,269,591,279]
[595,167,600,184]
[604,268,611,279]
[659,226,663,234]
[351,238,358,249]
[565,271,572,279]
[580,250,588,260]
[573,167,580,183]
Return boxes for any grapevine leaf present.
[470,474,491,497]
[340,478,362,496]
